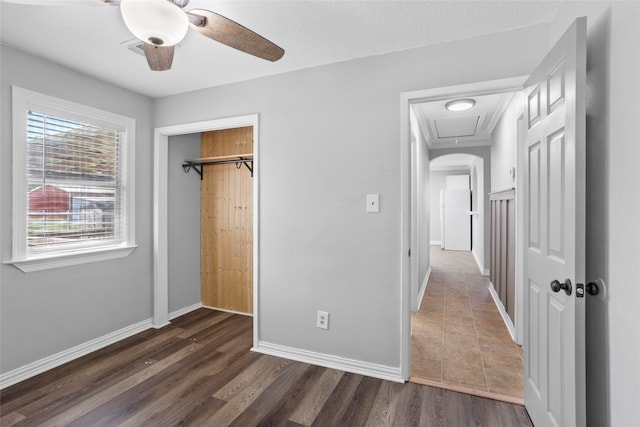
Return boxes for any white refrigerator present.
[441,189,471,251]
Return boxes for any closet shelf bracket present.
[182,164,203,179]
[182,153,254,180]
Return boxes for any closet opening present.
[153,115,259,344]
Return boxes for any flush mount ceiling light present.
[120,0,189,47]
[445,98,476,112]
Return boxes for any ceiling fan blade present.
[143,43,175,71]
[187,9,284,62]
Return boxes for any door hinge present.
[408,249,411,257]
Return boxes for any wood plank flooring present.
[0,309,533,426]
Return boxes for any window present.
[10,87,136,272]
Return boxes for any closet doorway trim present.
[152,114,260,346]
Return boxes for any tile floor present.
[410,246,524,403]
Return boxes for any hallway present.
[410,246,524,404]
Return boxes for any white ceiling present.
[412,91,517,150]
[0,1,560,98]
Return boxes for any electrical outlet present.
[317,311,329,330]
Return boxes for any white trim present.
[400,76,527,381]
[6,245,137,273]
[471,248,490,276]
[152,115,260,348]
[169,302,203,320]
[488,281,517,342]
[0,318,152,390]
[410,133,418,314]
[9,86,136,271]
[415,265,432,311]
[253,341,403,383]
[202,305,254,317]
[430,240,442,246]
[400,92,412,380]
[515,112,526,345]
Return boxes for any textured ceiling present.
[0,1,560,98]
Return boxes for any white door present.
[523,17,586,427]
[443,189,471,251]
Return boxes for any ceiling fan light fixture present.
[445,98,476,112]
[120,0,188,46]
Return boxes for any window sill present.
[6,244,138,273]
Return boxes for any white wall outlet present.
[366,194,380,213]
[317,311,329,330]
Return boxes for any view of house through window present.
[26,111,124,252]
[11,86,135,270]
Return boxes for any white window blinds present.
[26,111,125,252]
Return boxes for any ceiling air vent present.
[125,40,146,57]
[124,39,181,58]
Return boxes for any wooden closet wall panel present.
[201,127,253,314]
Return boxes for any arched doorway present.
[428,152,487,273]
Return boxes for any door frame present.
[399,77,525,379]
[152,114,260,345]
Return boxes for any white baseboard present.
[430,240,442,246]
[488,282,516,341]
[0,318,153,390]
[169,302,203,320]
[252,341,403,383]
[471,248,490,276]
[415,266,432,312]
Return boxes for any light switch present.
[366,194,380,213]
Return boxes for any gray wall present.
[0,46,154,373]
[550,2,640,425]
[491,92,523,192]
[168,133,201,314]
[154,25,546,368]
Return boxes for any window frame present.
[8,86,137,272]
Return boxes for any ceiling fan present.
[1,0,285,71]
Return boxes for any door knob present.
[550,278,572,296]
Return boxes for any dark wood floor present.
[0,309,533,426]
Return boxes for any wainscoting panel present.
[490,189,516,323]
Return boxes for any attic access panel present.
[434,115,480,139]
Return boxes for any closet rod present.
[182,153,254,180]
